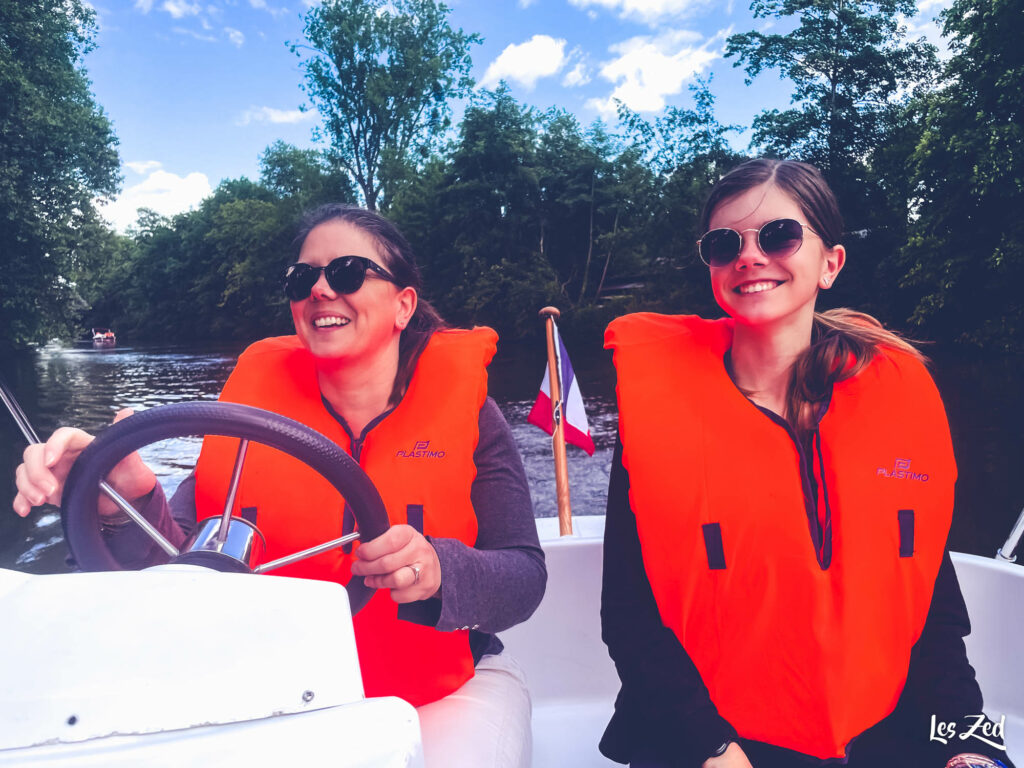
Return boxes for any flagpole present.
[539,306,573,536]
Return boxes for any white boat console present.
[0,566,422,766]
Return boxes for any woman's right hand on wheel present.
[12,409,157,519]
[702,742,753,768]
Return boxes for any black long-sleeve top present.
[600,436,1013,768]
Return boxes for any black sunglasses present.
[697,218,819,268]
[282,256,398,301]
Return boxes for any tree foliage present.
[293,0,479,210]
[0,0,120,349]
[259,141,356,212]
[725,0,937,177]
[894,0,1024,350]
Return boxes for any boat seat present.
[501,517,619,767]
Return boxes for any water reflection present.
[1,344,240,573]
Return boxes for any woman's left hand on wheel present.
[351,524,441,603]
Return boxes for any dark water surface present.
[1,340,1022,573]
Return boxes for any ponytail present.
[786,308,925,431]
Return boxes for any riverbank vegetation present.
[2,0,1021,352]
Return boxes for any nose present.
[733,230,766,269]
[309,269,335,300]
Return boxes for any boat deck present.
[504,517,1022,766]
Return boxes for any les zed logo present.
[930,713,1007,751]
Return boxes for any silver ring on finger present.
[406,562,422,585]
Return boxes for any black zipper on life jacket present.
[754,401,833,570]
[321,396,395,552]
[813,427,834,569]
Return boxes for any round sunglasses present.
[282,255,398,301]
[697,218,820,268]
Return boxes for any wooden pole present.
[539,306,573,536]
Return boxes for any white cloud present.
[248,0,289,16]
[225,27,245,46]
[518,0,538,6]
[561,48,592,87]
[480,35,568,90]
[134,0,155,11]
[125,160,163,175]
[902,0,953,56]
[161,0,200,18]
[102,170,212,232]
[569,0,709,25]
[237,106,315,125]
[173,26,217,42]
[586,29,721,115]
[562,61,591,87]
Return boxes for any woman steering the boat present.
[13,204,546,768]
[601,159,1013,768]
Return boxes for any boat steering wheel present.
[61,402,390,614]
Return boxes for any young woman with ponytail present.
[601,159,1012,767]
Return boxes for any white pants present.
[416,653,532,768]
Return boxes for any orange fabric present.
[605,313,955,759]
[194,328,497,707]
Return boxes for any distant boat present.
[91,328,116,349]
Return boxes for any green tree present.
[725,1,937,179]
[0,0,120,349]
[293,0,479,211]
[259,141,356,212]
[428,87,558,336]
[536,111,608,303]
[204,199,293,338]
[618,78,739,179]
[616,80,744,317]
[83,178,297,345]
[894,0,1024,350]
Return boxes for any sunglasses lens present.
[283,264,319,301]
[758,218,804,257]
[701,229,741,267]
[325,256,367,294]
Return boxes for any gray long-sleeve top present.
[104,397,546,661]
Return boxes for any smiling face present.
[707,183,844,334]
[289,219,416,368]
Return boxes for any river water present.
[1,340,1022,573]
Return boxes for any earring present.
[822,276,831,287]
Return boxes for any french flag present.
[527,322,595,456]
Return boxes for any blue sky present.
[84,0,953,230]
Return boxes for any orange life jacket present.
[194,327,497,707]
[605,313,955,759]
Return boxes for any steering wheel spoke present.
[255,531,361,574]
[99,480,180,557]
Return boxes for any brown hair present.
[292,204,448,404]
[700,159,924,431]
